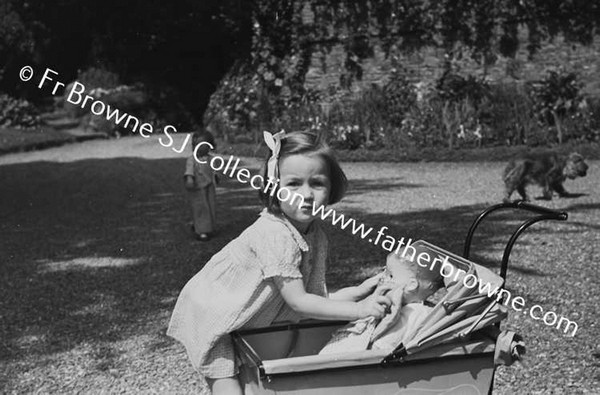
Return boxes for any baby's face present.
[403,278,438,304]
[384,252,441,304]
[384,253,414,281]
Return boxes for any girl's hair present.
[258,130,347,213]
[192,130,216,150]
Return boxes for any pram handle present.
[463,201,568,282]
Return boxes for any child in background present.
[184,130,217,241]
[319,252,444,354]
[168,130,392,395]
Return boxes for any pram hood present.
[385,240,507,359]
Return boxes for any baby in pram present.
[319,252,445,354]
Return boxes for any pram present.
[232,202,567,394]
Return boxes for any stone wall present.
[304,31,600,96]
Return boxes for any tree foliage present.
[1,0,599,122]
[203,0,600,134]
[248,0,600,73]
[0,0,253,118]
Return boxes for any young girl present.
[184,130,217,241]
[168,130,392,394]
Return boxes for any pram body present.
[232,202,567,395]
[235,321,496,394]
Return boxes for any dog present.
[502,152,588,202]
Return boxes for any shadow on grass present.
[563,202,600,211]
[324,186,579,288]
[0,157,592,367]
[0,156,263,364]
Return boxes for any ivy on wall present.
[205,0,600,139]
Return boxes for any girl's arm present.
[329,272,384,302]
[184,157,196,190]
[275,277,392,321]
[328,286,364,302]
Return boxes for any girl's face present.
[278,154,331,233]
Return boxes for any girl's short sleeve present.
[252,225,303,280]
[184,156,195,177]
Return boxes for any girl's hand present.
[184,176,195,190]
[355,271,385,300]
[356,284,393,319]
[371,286,404,341]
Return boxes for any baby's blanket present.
[318,303,433,355]
[371,302,432,350]
[318,317,376,355]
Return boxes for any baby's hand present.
[356,284,393,319]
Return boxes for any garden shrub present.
[59,66,193,137]
[578,97,600,142]
[77,68,121,90]
[204,62,267,142]
[393,73,488,149]
[63,67,122,118]
[353,84,387,147]
[0,93,40,129]
[90,84,197,138]
[319,72,419,151]
[322,92,363,150]
[528,68,583,144]
[383,69,418,127]
[329,124,365,150]
[400,98,445,148]
[483,83,541,146]
[435,71,489,104]
[402,72,488,149]
[322,85,393,150]
[86,84,150,136]
[204,62,599,151]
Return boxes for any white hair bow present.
[263,130,286,180]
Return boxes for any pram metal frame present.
[463,201,568,281]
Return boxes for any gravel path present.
[1,135,598,394]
